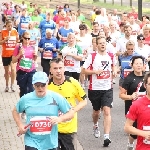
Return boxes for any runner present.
[12,71,75,150]
[3,3,13,23]
[60,32,82,81]
[118,40,139,88]
[48,58,87,150]
[38,29,59,76]
[39,13,56,38]
[0,20,19,92]
[82,36,117,147]
[124,72,150,150]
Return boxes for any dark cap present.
[137,34,145,40]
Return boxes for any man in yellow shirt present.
[47,58,87,150]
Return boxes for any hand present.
[113,71,117,78]
[18,123,28,135]
[94,69,103,75]
[143,131,150,141]
[39,48,44,53]
[52,48,57,52]
[19,48,25,56]
[131,92,138,100]
[4,36,10,42]
[49,116,61,125]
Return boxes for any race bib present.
[5,36,16,50]
[7,15,12,20]
[43,51,52,59]
[21,23,29,30]
[30,40,36,46]
[143,126,150,145]
[61,37,67,43]
[124,69,132,78]
[97,71,110,79]
[19,58,32,69]
[64,59,74,67]
[30,116,52,135]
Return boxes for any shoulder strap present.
[90,52,97,70]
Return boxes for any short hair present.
[49,58,63,67]
[96,36,106,45]
[126,40,135,47]
[46,29,53,33]
[130,55,145,66]
[144,73,150,85]
[93,22,99,26]
[124,25,132,30]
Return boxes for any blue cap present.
[32,71,48,84]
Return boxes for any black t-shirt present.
[91,32,99,38]
[122,71,146,95]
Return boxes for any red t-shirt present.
[56,16,71,28]
[128,12,138,20]
[144,36,150,46]
[126,96,150,150]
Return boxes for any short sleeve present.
[70,77,86,102]
[122,76,131,90]
[83,54,92,69]
[55,39,59,49]
[38,39,43,47]
[126,102,138,121]
[16,97,25,113]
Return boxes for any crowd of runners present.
[1,1,150,150]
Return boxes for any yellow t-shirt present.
[47,76,86,133]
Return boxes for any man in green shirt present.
[77,9,85,23]
[31,9,43,28]
[28,3,34,13]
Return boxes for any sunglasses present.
[23,37,30,40]
[34,83,46,88]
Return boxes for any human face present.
[67,34,75,44]
[50,62,65,80]
[132,58,144,73]
[64,20,69,26]
[129,16,135,24]
[122,14,128,21]
[34,82,47,97]
[46,32,52,39]
[34,10,38,16]
[126,45,134,55]
[97,38,106,52]
[110,23,115,30]
[143,28,150,35]
[22,10,26,16]
[93,24,99,32]
[6,23,13,31]
[137,38,144,45]
[23,34,30,44]
[124,27,132,37]
[92,39,97,50]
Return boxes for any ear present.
[144,83,147,89]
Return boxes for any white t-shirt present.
[20,4,27,9]
[130,23,140,37]
[61,45,83,73]
[83,53,113,90]
[95,15,108,28]
[69,21,80,34]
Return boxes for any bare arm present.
[74,99,87,112]
[119,87,132,100]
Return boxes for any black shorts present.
[2,57,12,66]
[64,71,80,81]
[88,88,113,111]
[25,145,57,150]
[58,132,77,150]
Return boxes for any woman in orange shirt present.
[0,20,19,92]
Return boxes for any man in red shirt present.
[124,73,150,150]
[128,6,138,20]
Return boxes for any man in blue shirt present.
[38,29,59,76]
[17,9,32,37]
[12,71,74,150]
[39,13,56,38]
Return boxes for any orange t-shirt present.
[1,28,18,57]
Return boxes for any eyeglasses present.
[23,37,30,40]
[34,83,46,88]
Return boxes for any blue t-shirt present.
[16,90,71,150]
[39,13,46,20]
[64,8,70,12]
[39,20,56,38]
[38,37,59,58]
[53,10,58,16]
[119,53,139,79]
[26,28,41,46]
[18,16,32,36]
[58,27,73,47]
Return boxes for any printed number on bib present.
[143,126,150,145]
[30,116,52,135]
[43,51,52,59]
[5,36,16,50]
[97,71,110,79]
[64,59,74,67]
[21,23,29,30]
[19,58,32,70]
[124,69,132,78]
